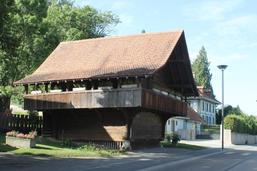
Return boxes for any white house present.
[165,107,202,140]
[188,86,220,125]
[165,86,219,140]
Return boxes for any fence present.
[0,113,43,134]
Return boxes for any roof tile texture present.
[17,31,182,84]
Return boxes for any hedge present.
[224,114,257,135]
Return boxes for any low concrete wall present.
[6,136,36,148]
[223,129,257,145]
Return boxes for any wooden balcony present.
[24,88,188,116]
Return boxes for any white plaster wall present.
[223,129,257,145]
[174,119,184,131]
[165,118,197,140]
[165,119,174,134]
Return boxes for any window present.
[176,121,178,125]
[168,120,170,125]
[206,103,208,112]
[202,101,205,111]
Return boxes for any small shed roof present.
[15,30,183,84]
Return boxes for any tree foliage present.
[0,0,120,111]
[224,114,257,135]
[216,105,244,124]
[192,46,213,90]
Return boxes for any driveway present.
[181,139,257,151]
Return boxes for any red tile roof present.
[15,30,183,84]
[197,86,220,104]
[187,106,203,123]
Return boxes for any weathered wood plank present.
[141,89,188,116]
[24,88,142,110]
[24,88,189,117]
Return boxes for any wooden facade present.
[24,88,188,116]
[15,31,200,148]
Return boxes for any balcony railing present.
[24,88,189,116]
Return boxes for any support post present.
[24,84,29,94]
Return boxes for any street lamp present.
[218,65,228,150]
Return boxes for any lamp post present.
[217,65,228,150]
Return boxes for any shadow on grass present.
[0,133,18,152]
[33,145,53,150]
[0,144,17,152]
[16,152,52,157]
[36,137,69,149]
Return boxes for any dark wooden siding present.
[24,88,189,116]
[43,109,127,141]
[24,88,142,110]
[141,89,188,116]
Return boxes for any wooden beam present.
[93,81,99,90]
[24,85,29,94]
[86,81,92,90]
[45,83,49,93]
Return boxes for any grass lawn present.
[0,134,122,157]
[160,141,206,150]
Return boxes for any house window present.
[202,101,204,111]
[176,121,178,126]
[168,120,170,125]
[206,103,208,112]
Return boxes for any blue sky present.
[75,0,257,115]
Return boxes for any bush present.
[171,133,180,145]
[165,134,171,142]
[164,133,180,145]
[62,138,73,147]
[224,114,257,135]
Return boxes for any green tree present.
[192,46,213,90]
[216,105,244,124]
[0,0,120,112]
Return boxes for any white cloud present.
[214,14,257,36]
[184,0,243,21]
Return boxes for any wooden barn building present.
[15,30,199,148]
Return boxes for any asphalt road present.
[1,146,257,171]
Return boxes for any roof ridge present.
[60,29,184,44]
